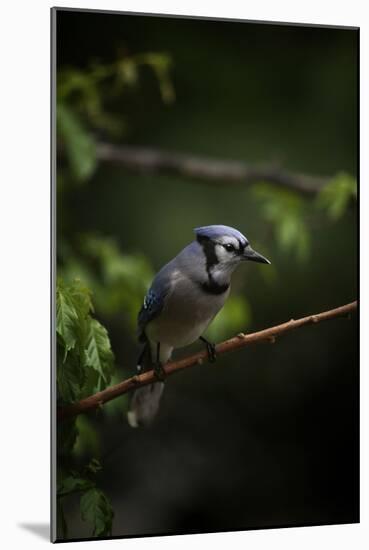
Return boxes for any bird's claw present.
[154,362,166,381]
[206,342,217,363]
[199,336,217,363]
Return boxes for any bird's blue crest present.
[194,225,248,245]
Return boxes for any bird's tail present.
[127,382,165,428]
[127,342,165,428]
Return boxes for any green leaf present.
[277,216,299,251]
[56,283,79,356]
[57,102,97,181]
[69,279,94,317]
[80,367,101,398]
[80,488,114,537]
[117,59,139,86]
[252,182,311,262]
[276,215,311,262]
[84,458,103,476]
[295,223,311,263]
[56,279,116,399]
[136,53,175,104]
[85,319,114,385]
[58,475,95,497]
[317,172,357,220]
[58,68,101,102]
[57,350,85,403]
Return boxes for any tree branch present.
[58,300,357,422]
[96,143,329,195]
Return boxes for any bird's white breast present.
[146,271,229,356]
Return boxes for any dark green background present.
[57,10,358,538]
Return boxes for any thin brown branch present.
[96,142,329,195]
[58,300,357,422]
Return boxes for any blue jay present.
[127,225,270,427]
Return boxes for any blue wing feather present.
[137,263,173,341]
[137,289,163,340]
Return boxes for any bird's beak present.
[243,246,271,265]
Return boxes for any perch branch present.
[58,300,357,422]
[96,143,329,195]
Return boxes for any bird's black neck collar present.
[197,235,230,295]
[200,279,230,295]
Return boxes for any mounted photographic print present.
[51,7,359,542]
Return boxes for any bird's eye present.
[224,243,235,252]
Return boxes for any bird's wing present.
[137,264,173,341]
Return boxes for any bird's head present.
[194,225,270,277]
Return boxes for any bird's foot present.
[200,337,217,363]
[206,342,217,363]
[153,362,166,381]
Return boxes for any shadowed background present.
[55,10,358,540]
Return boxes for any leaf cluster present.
[56,280,117,538]
[253,183,311,263]
[252,173,357,264]
[317,172,357,220]
[59,235,154,331]
[57,52,175,182]
[57,278,115,404]
[57,460,114,539]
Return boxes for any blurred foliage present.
[317,172,357,221]
[74,415,101,458]
[252,174,357,263]
[57,103,97,181]
[59,235,154,330]
[252,184,311,263]
[57,459,114,539]
[56,279,115,538]
[205,296,252,342]
[57,53,175,183]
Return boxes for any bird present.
[127,224,270,427]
